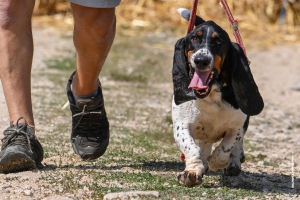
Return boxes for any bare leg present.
[70,3,116,95]
[0,0,35,126]
[67,3,117,160]
[0,0,44,174]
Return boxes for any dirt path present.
[228,45,300,197]
[0,23,299,199]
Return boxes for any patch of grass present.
[263,161,279,167]
[45,56,76,71]
[243,139,261,152]
[110,71,148,83]
[164,114,173,125]
[291,122,300,129]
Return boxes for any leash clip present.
[231,20,238,31]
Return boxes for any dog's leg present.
[174,122,206,186]
[172,99,207,186]
[207,130,243,171]
[223,139,245,176]
[198,140,212,174]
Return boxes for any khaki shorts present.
[68,0,121,8]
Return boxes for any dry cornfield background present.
[33,0,300,48]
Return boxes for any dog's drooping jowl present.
[172,11,264,187]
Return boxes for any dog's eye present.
[216,39,222,45]
[191,36,198,43]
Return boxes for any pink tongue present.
[188,70,211,90]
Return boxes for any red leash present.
[187,0,199,34]
[219,0,250,64]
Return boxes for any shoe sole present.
[71,138,109,160]
[0,147,36,174]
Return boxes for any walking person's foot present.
[0,117,44,173]
[66,72,109,160]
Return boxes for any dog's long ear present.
[172,37,196,105]
[229,43,264,116]
[177,8,205,26]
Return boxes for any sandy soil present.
[0,23,299,199]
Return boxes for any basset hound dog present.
[172,9,264,186]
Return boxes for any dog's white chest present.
[172,87,247,143]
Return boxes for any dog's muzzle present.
[190,49,213,71]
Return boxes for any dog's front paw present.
[207,155,230,171]
[177,170,203,186]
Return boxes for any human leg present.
[0,0,44,173]
[71,4,116,95]
[67,2,118,160]
[0,0,35,126]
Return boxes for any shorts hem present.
[68,0,121,8]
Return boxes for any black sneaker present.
[0,117,44,173]
[66,72,109,160]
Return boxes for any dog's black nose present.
[194,56,211,68]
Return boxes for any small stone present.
[25,185,32,190]
[24,189,33,196]
[83,186,89,191]
[1,184,11,189]
[2,189,10,193]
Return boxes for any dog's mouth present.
[188,69,215,98]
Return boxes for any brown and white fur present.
[172,9,264,186]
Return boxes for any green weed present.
[45,56,76,71]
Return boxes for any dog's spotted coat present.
[172,16,263,186]
[173,86,248,186]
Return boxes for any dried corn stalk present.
[32,0,300,47]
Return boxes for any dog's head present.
[172,20,264,116]
[185,21,230,99]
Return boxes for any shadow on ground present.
[222,170,299,195]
